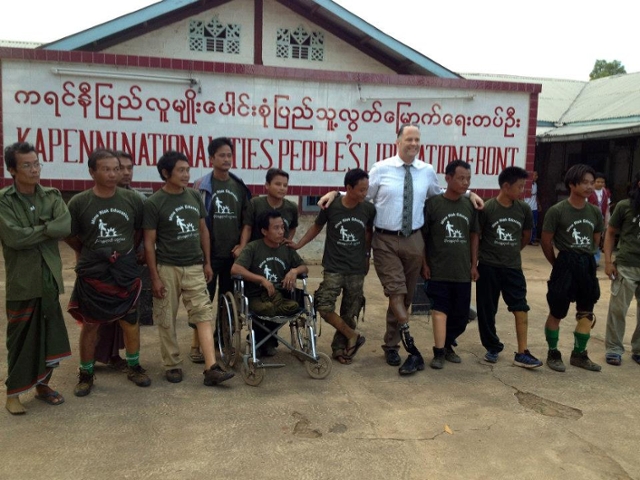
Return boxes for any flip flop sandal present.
[35,389,65,406]
[345,334,366,359]
[332,350,352,365]
[189,347,205,364]
[605,353,622,366]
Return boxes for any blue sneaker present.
[484,351,499,363]
[632,354,640,365]
[514,350,543,369]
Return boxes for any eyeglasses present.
[19,162,42,170]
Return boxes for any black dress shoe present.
[385,349,401,366]
[399,354,425,375]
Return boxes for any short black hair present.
[115,150,133,164]
[88,149,119,171]
[157,151,189,181]
[4,142,36,172]
[266,168,289,183]
[445,160,471,176]
[595,172,607,181]
[257,210,283,232]
[498,166,528,187]
[208,137,234,157]
[344,168,369,188]
[564,164,596,190]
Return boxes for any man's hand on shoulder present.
[283,238,300,250]
[317,191,339,210]
[470,192,484,210]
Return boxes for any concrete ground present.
[1,244,639,480]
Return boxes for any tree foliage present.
[589,59,626,80]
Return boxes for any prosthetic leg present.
[390,295,424,375]
[570,312,601,371]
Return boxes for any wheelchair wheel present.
[225,292,242,366]
[217,292,241,368]
[241,358,265,386]
[305,352,332,379]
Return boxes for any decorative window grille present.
[189,17,240,54]
[276,25,324,61]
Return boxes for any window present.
[189,16,240,54]
[276,25,324,61]
[301,195,322,213]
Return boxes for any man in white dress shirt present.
[321,123,483,375]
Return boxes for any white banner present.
[2,60,531,188]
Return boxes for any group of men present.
[3,124,640,416]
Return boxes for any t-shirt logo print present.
[495,224,514,241]
[445,220,464,239]
[175,215,196,232]
[571,227,591,246]
[263,264,279,282]
[214,197,232,214]
[98,218,118,237]
[339,225,357,243]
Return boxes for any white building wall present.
[262,0,393,73]
[104,0,393,74]
[104,0,256,65]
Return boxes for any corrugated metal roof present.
[463,73,585,124]
[41,0,459,78]
[464,72,640,141]
[559,72,640,123]
[537,121,640,142]
[0,40,41,48]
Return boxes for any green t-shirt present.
[609,199,640,267]
[423,194,479,282]
[143,188,206,267]
[542,200,604,255]
[478,198,533,269]
[316,199,376,274]
[210,177,249,259]
[68,187,143,254]
[235,240,304,298]
[244,196,299,241]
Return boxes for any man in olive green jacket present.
[0,142,72,415]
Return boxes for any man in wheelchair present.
[231,211,308,357]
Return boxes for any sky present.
[0,0,637,81]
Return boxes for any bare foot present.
[6,396,26,415]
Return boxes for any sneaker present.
[74,370,95,397]
[430,347,446,369]
[632,354,640,365]
[203,364,235,386]
[546,349,566,372]
[165,368,183,383]
[570,350,602,372]
[514,350,543,369]
[484,351,499,363]
[188,347,205,364]
[444,346,461,363]
[127,364,152,387]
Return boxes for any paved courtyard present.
[1,244,639,480]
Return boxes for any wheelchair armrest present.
[231,275,244,281]
[297,273,308,280]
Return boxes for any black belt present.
[375,228,419,237]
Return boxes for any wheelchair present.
[215,273,332,386]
